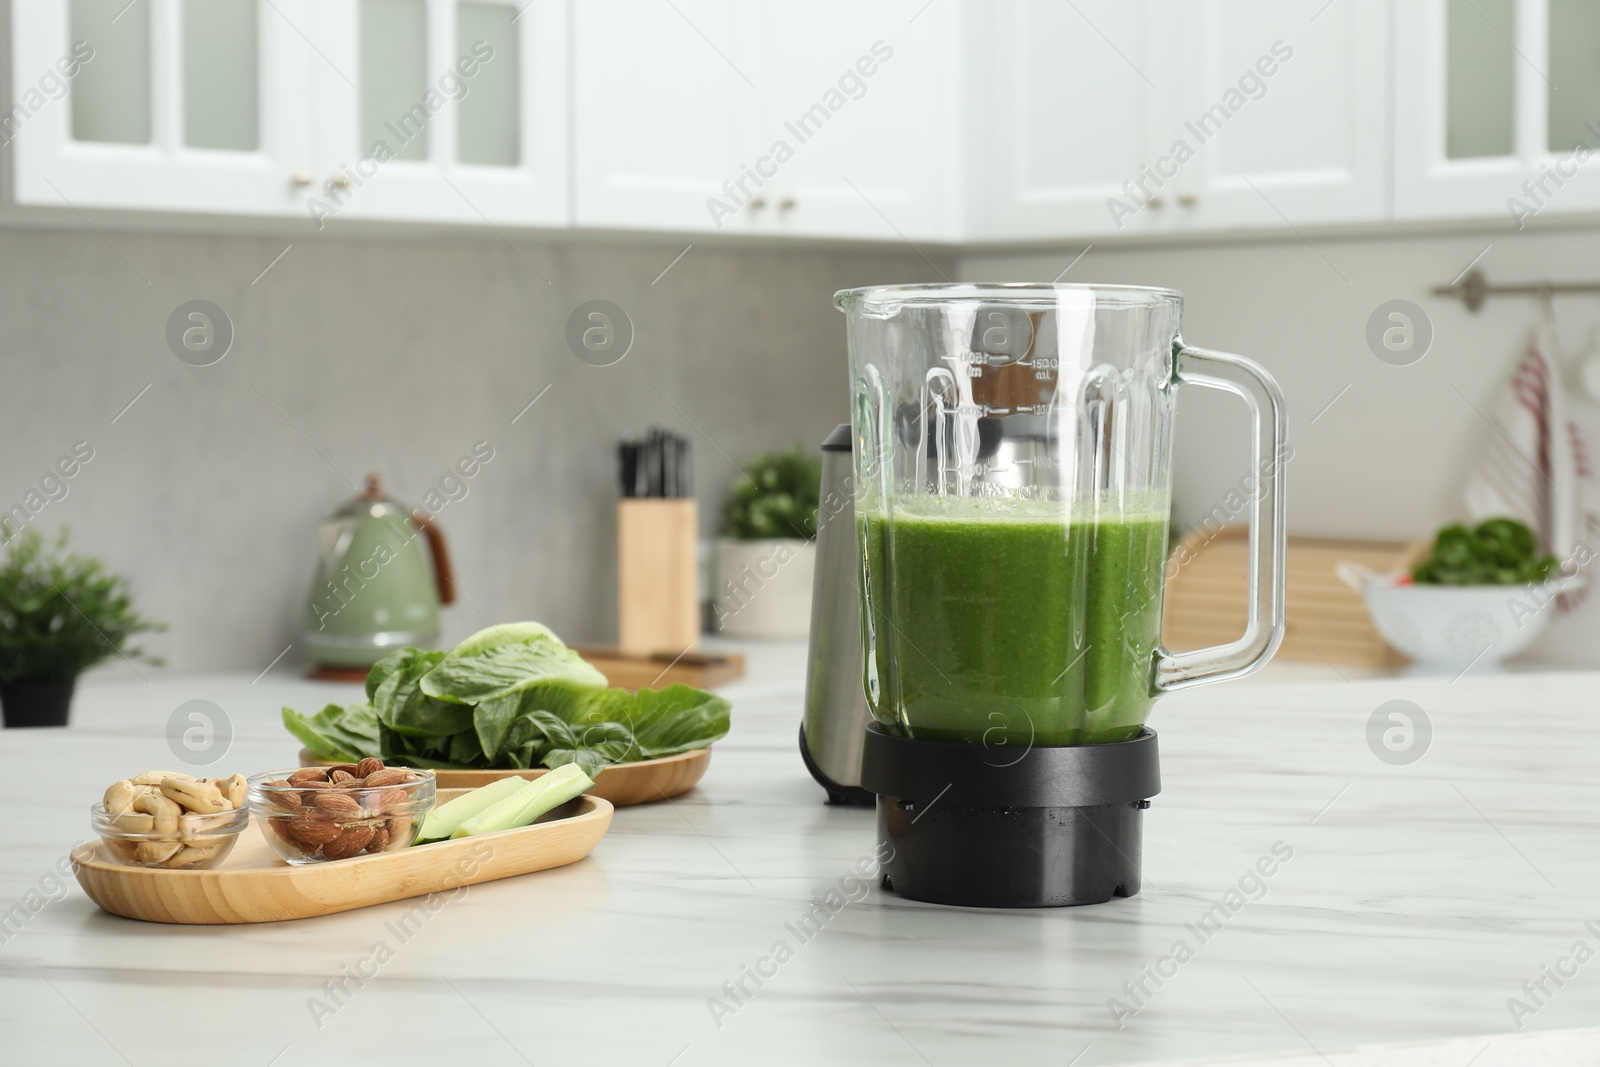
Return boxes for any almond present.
[361,768,415,788]
[326,764,360,778]
[329,769,357,785]
[322,824,375,860]
[266,791,301,812]
[287,816,342,846]
[288,768,329,786]
[367,824,392,853]
[355,757,385,778]
[311,791,363,817]
[386,814,414,844]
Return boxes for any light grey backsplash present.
[0,227,950,675]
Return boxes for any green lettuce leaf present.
[572,684,731,759]
[421,634,605,705]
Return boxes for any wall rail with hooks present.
[1433,268,1600,313]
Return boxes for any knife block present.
[617,499,700,656]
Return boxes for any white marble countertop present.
[3,646,1600,1065]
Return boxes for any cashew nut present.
[134,839,183,864]
[132,791,181,836]
[103,780,138,815]
[159,777,226,814]
[218,773,247,809]
[131,770,194,786]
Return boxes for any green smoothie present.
[861,504,1168,747]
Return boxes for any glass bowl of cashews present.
[92,770,251,870]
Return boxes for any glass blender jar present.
[836,283,1287,908]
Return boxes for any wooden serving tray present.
[72,793,613,925]
[299,747,711,806]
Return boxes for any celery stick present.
[451,765,593,839]
[508,765,593,826]
[417,776,530,842]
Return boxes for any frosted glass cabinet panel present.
[1444,0,1514,159]
[456,1,519,166]
[359,0,430,162]
[69,0,153,145]
[1397,0,1600,220]
[1547,0,1600,153]
[15,0,313,214]
[310,0,566,226]
[182,0,261,151]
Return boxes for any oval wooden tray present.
[72,792,613,925]
[298,747,711,806]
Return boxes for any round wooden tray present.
[73,793,613,925]
[297,747,711,806]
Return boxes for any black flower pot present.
[0,679,76,728]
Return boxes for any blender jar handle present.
[1153,343,1288,692]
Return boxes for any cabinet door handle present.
[329,171,352,189]
[1177,192,1198,207]
[748,196,768,209]
[779,196,796,210]
[1145,194,1165,208]
[290,169,313,187]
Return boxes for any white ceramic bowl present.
[1337,563,1575,669]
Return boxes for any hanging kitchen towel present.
[1461,316,1597,609]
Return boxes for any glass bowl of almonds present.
[247,759,435,865]
[92,771,251,870]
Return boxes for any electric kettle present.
[304,474,454,674]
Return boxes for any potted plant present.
[0,527,163,727]
[712,445,822,639]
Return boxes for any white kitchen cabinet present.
[1163,0,1389,232]
[742,0,962,242]
[9,0,565,226]
[968,0,1174,240]
[571,0,761,234]
[1395,0,1600,223]
[973,0,1389,240]
[572,0,961,241]
[307,0,568,228]
[9,0,314,216]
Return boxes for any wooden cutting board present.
[1162,526,1413,668]
[576,646,745,690]
[300,747,711,806]
[72,792,613,925]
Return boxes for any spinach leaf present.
[282,702,381,762]
[524,711,637,777]
[1412,517,1560,586]
[371,648,471,738]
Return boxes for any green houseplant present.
[0,527,163,727]
[712,445,823,639]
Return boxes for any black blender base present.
[860,724,1160,909]
[876,798,1145,907]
